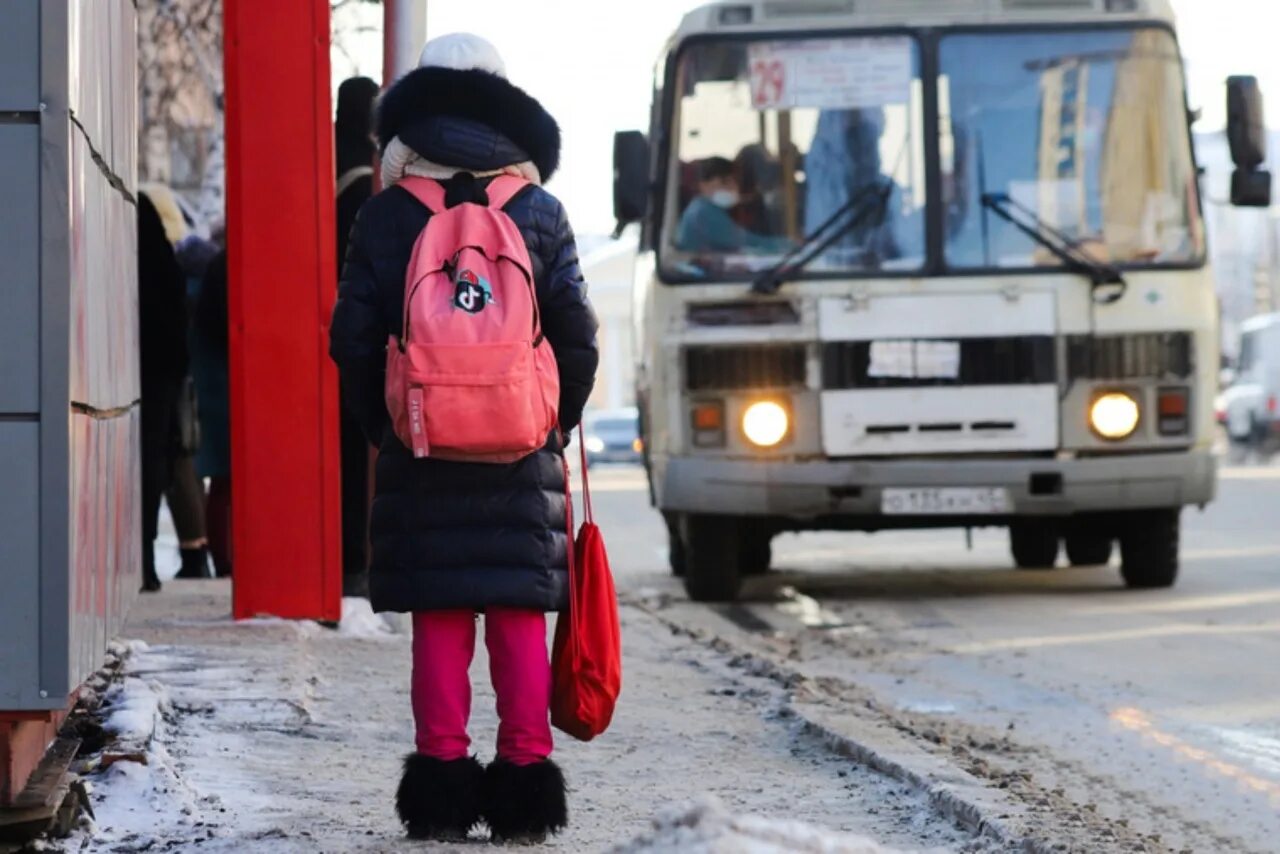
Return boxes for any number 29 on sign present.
[750,57,786,109]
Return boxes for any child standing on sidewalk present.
[329,34,598,842]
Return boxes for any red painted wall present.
[223,0,342,621]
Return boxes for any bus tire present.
[1064,530,1113,566]
[664,512,686,577]
[741,528,773,576]
[1010,522,1059,570]
[681,515,744,602]
[1119,510,1180,589]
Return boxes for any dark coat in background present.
[192,250,230,480]
[334,76,380,589]
[329,67,599,614]
[336,76,379,266]
[138,193,190,587]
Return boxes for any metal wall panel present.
[69,130,140,411]
[68,410,140,692]
[63,0,140,695]
[112,1,138,190]
[0,126,40,413]
[67,1,105,171]
[35,0,73,710]
[0,0,40,110]
[0,0,140,713]
[0,424,40,707]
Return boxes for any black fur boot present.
[395,753,484,841]
[481,758,568,843]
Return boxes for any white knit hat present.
[417,33,507,78]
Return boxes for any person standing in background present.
[142,184,216,580]
[334,76,380,599]
[193,249,233,579]
[137,194,190,592]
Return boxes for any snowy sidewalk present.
[78,582,974,852]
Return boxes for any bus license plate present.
[881,487,1010,515]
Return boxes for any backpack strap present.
[397,176,446,214]
[485,175,530,211]
[336,165,373,198]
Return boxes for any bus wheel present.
[1010,522,1059,569]
[663,512,686,577]
[1119,510,1180,589]
[681,515,743,602]
[1064,530,1114,566]
[741,528,773,576]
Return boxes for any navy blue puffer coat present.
[329,66,598,613]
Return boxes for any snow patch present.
[338,596,397,639]
[82,673,206,847]
[101,678,168,741]
[613,797,899,854]
[89,742,202,842]
[234,616,323,639]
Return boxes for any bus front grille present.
[821,337,1056,389]
[1066,333,1193,381]
[684,345,808,392]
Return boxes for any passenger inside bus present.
[803,108,924,267]
[676,157,793,254]
[731,142,789,237]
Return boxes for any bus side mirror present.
[613,130,650,237]
[1227,75,1272,207]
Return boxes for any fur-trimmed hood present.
[377,67,561,182]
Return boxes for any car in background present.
[1221,313,1280,458]
[583,408,642,467]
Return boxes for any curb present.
[790,701,1025,847]
[626,599,1034,850]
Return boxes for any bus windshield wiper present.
[752,179,894,295]
[980,193,1127,304]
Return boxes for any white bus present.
[612,0,1271,601]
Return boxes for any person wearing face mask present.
[676,156,790,254]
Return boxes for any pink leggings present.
[411,609,552,766]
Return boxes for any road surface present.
[592,461,1280,853]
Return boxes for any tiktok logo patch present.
[453,269,495,314]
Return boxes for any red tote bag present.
[550,427,622,741]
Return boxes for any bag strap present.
[485,175,530,211]
[397,176,446,214]
[336,165,374,198]
[561,433,580,642]
[577,424,594,526]
[559,425,595,644]
[399,174,527,213]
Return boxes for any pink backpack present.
[385,175,560,463]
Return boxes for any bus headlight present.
[742,400,790,448]
[1090,392,1140,440]
[585,435,606,454]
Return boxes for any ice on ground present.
[76,586,981,852]
[100,677,167,741]
[338,596,396,638]
[613,798,898,854]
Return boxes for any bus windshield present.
[658,27,1204,283]
[662,36,926,281]
[940,27,1204,270]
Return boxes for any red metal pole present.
[383,0,427,87]
[223,0,342,621]
[383,0,399,90]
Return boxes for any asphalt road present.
[588,461,1280,852]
